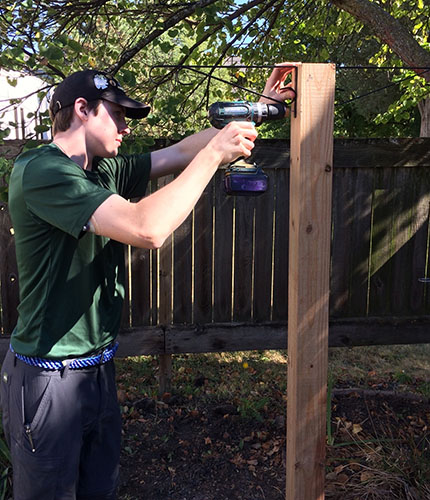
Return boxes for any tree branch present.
[108,0,221,74]
[174,0,270,72]
[331,0,430,82]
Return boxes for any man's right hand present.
[206,121,258,166]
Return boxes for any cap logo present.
[94,74,109,90]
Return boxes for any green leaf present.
[0,187,8,203]
[57,34,68,46]
[159,42,172,53]
[121,70,136,87]
[21,140,40,152]
[44,45,63,60]
[0,128,11,140]
[67,39,83,52]
[320,48,329,60]
[0,434,10,463]
[34,125,50,133]
[6,78,17,87]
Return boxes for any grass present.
[328,343,430,384]
[116,344,430,402]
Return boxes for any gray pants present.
[0,349,121,500]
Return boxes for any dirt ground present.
[118,388,430,500]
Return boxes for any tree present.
[330,0,430,136]
[0,0,429,138]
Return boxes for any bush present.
[0,158,13,203]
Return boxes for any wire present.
[149,63,430,108]
[337,68,430,107]
[338,65,430,70]
[152,64,286,69]
[152,63,430,71]
[150,64,296,105]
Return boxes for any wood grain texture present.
[286,63,335,500]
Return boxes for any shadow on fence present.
[1,138,430,357]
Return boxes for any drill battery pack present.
[223,161,268,196]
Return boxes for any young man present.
[1,65,294,499]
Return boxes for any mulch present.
[118,389,430,500]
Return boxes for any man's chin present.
[105,149,119,158]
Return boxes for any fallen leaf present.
[352,423,363,434]
[336,473,349,484]
[360,470,374,482]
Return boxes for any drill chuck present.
[208,101,287,129]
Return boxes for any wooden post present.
[286,63,335,499]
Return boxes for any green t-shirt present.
[8,143,151,359]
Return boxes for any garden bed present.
[116,346,430,499]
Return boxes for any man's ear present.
[74,98,90,121]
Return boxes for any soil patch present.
[118,390,430,499]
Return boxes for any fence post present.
[286,63,335,499]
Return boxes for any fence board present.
[173,211,193,324]
[130,247,153,326]
[369,167,396,316]
[157,175,174,325]
[272,168,289,322]
[330,167,353,316]
[193,183,213,324]
[332,138,430,168]
[232,195,255,322]
[330,166,374,317]
[213,170,234,322]
[388,168,428,315]
[253,169,276,322]
[409,170,430,314]
[1,318,430,361]
[130,179,157,326]
[121,245,131,329]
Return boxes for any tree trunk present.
[418,98,430,138]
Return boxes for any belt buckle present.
[61,359,73,369]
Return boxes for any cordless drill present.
[208,101,288,195]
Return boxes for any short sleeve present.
[22,155,113,238]
[96,153,152,199]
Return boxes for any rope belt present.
[10,342,119,371]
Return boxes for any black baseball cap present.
[50,69,150,119]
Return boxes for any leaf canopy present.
[0,0,429,140]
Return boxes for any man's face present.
[86,100,130,158]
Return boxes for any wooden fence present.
[1,138,430,358]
